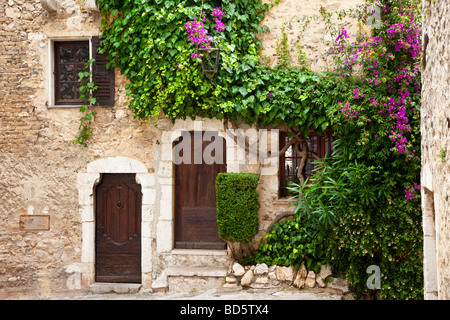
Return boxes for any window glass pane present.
[285,144,293,158]
[304,158,314,178]
[307,136,317,153]
[60,82,75,100]
[75,46,89,63]
[76,64,88,80]
[60,64,75,82]
[59,46,73,63]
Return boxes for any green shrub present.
[253,216,329,273]
[215,173,260,247]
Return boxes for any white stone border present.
[157,120,237,254]
[77,156,155,290]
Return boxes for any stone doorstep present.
[90,282,142,294]
[165,266,229,277]
[152,266,229,291]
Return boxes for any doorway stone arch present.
[76,156,155,290]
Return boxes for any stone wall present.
[421,0,450,300]
[0,0,365,299]
[260,0,364,71]
[223,262,354,299]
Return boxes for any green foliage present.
[72,58,97,147]
[253,216,329,273]
[251,0,423,300]
[95,0,334,136]
[215,173,260,244]
[439,148,446,163]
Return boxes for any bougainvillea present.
[184,7,225,60]
[253,0,423,300]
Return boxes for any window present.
[52,36,115,106]
[279,131,334,198]
[54,41,89,105]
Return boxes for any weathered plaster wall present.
[421,0,450,300]
[1,0,364,299]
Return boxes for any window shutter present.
[91,36,115,106]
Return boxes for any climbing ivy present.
[96,0,335,137]
[72,58,97,147]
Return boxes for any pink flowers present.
[185,18,212,53]
[340,102,360,121]
[353,88,362,99]
[335,27,350,41]
[405,183,421,201]
[212,7,225,32]
[185,7,225,60]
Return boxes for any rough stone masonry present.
[0,0,370,299]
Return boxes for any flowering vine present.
[185,7,225,61]
[324,0,421,201]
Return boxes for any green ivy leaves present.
[96,0,335,136]
[73,59,97,147]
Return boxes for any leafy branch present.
[72,58,98,147]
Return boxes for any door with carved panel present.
[95,173,141,283]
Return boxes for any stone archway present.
[76,156,155,290]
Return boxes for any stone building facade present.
[421,0,450,300]
[0,0,363,299]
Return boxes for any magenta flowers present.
[185,7,225,60]
[212,7,225,32]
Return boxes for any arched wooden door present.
[95,173,141,283]
[174,131,227,250]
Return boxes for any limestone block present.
[327,278,349,293]
[226,275,237,284]
[254,263,269,275]
[276,266,295,283]
[141,187,156,205]
[316,264,332,288]
[232,262,246,277]
[305,271,316,288]
[156,220,173,253]
[240,269,254,287]
[84,0,99,11]
[294,263,307,288]
[251,275,270,288]
[136,173,155,187]
[41,0,57,12]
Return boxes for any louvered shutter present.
[91,36,115,106]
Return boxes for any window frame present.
[278,131,334,198]
[48,36,115,108]
[53,40,90,106]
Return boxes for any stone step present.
[152,266,229,293]
[168,249,231,269]
[90,282,141,294]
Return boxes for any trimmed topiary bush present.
[215,173,260,259]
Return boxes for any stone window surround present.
[47,36,97,108]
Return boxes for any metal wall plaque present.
[19,215,50,231]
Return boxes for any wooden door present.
[95,173,141,283]
[174,131,227,250]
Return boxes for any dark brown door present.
[174,131,227,250]
[95,173,141,283]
